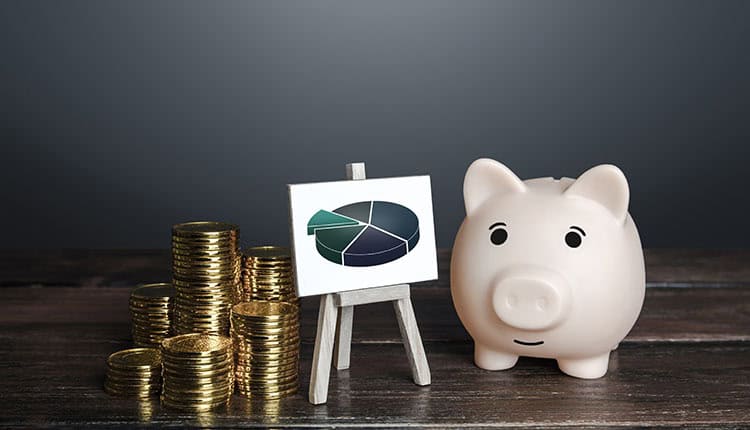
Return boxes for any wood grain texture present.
[3,285,746,344]
[393,297,431,386]
[0,249,748,427]
[334,283,410,307]
[333,305,354,370]
[0,332,748,427]
[309,293,338,405]
[2,248,749,288]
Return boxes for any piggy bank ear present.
[464,158,526,215]
[564,164,630,224]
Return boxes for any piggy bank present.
[450,159,645,379]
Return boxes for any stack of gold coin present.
[160,333,234,411]
[104,348,162,398]
[172,221,241,335]
[129,283,175,347]
[240,246,298,304]
[231,301,300,399]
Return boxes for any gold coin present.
[162,363,234,376]
[171,252,238,263]
[231,334,299,346]
[106,348,161,371]
[231,332,299,343]
[172,263,239,273]
[161,359,231,369]
[105,374,161,384]
[234,354,299,364]
[234,390,297,400]
[130,306,172,313]
[235,366,299,381]
[129,296,172,304]
[174,313,231,323]
[161,393,231,407]
[173,268,240,275]
[172,271,240,281]
[235,376,298,387]
[130,313,171,321]
[131,283,175,300]
[234,353,299,364]
[171,241,238,250]
[230,321,299,332]
[231,316,298,323]
[172,221,238,234]
[171,251,238,261]
[235,383,298,394]
[162,377,233,389]
[232,300,297,314]
[161,393,230,406]
[163,376,233,388]
[243,246,290,259]
[173,278,238,287]
[131,326,172,335]
[103,380,160,389]
[162,389,233,400]
[161,334,231,355]
[171,235,238,243]
[163,386,232,399]
[131,322,171,331]
[173,254,237,264]
[162,362,232,374]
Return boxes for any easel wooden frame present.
[307,162,432,405]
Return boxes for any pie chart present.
[307,201,420,267]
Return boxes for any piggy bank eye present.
[489,223,508,246]
[565,226,585,248]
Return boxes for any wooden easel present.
[308,162,432,405]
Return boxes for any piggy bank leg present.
[557,352,610,379]
[474,343,518,371]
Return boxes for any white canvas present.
[287,175,438,297]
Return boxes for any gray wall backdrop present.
[1,1,748,249]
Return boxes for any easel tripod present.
[307,162,432,405]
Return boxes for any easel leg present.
[309,293,338,405]
[393,297,431,386]
[333,305,354,370]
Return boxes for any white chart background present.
[288,175,438,297]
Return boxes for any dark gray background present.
[1,1,748,249]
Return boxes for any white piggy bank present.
[450,159,645,379]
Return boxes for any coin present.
[230,298,299,400]
[160,333,234,411]
[129,284,175,347]
[240,247,298,306]
[107,348,161,370]
[104,348,162,399]
[162,334,231,354]
[171,221,240,335]
[172,221,239,234]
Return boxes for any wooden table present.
[1,249,748,428]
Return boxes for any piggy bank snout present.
[491,269,571,331]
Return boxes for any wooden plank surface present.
[2,249,749,288]
[0,249,748,428]
[2,285,747,344]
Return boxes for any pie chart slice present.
[333,202,371,223]
[370,201,420,251]
[306,201,420,267]
[307,209,359,235]
[343,226,406,266]
[314,225,365,264]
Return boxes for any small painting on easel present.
[288,176,438,297]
